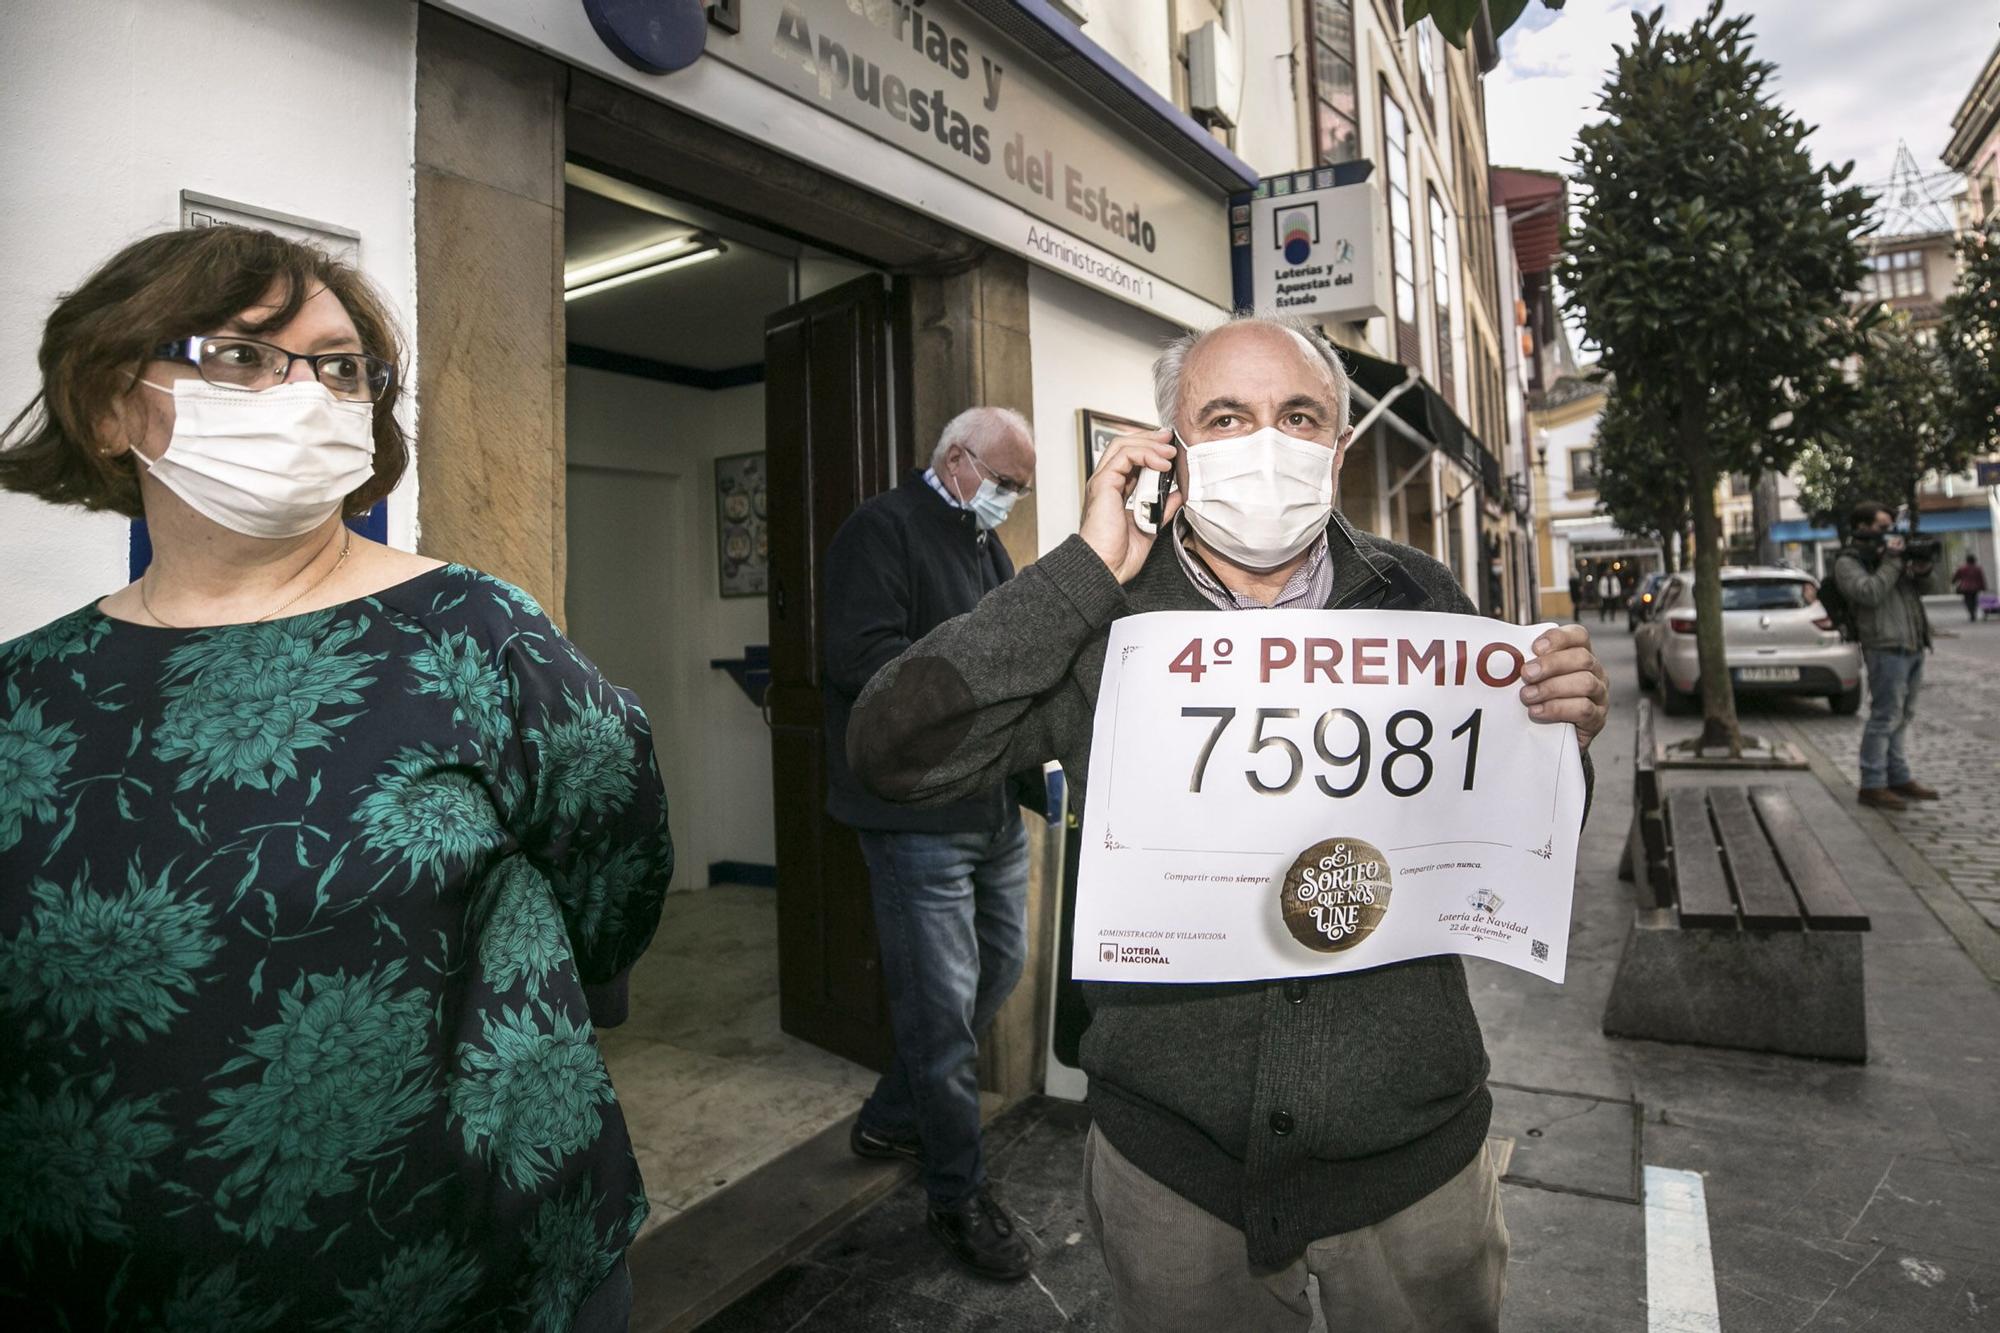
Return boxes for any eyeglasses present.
[152,336,395,403]
[968,451,1032,497]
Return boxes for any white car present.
[1633,567,1863,716]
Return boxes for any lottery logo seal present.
[1281,836,1392,953]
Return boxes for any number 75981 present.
[1181,706,1483,799]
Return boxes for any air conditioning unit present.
[1187,20,1242,130]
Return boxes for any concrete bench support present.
[1602,908,1867,1061]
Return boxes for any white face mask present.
[1178,427,1336,571]
[967,478,1020,531]
[946,453,1023,531]
[134,378,376,538]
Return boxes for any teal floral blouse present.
[0,566,673,1331]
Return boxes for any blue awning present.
[1772,508,1992,545]
[1914,507,1994,533]
[1770,519,1835,544]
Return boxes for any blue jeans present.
[857,816,1030,1205]
[1860,648,1924,789]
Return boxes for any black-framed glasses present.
[152,336,395,403]
[968,451,1033,497]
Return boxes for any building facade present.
[1946,36,2000,229]
[1769,51,2000,575]
[1292,0,1523,618]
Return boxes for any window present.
[1307,1,1360,165]
[1720,579,1813,611]
[1862,249,1925,300]
[1429,188,1454,400]
[1414,19,1437,120]
[1453,118,1497,340]
[1383,87,1418,359]
[1569,447,1598,492]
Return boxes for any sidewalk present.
[688,626,2000,1332]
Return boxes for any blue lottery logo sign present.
[1277,203,1317,264]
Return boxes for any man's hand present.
[1520,624,1609,751]
[1080,430,1182,585]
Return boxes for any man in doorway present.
[849,315,1608,1330]
[1835,502,1939,811]
[1951,552,1986,623]
[820,405,1038,1281]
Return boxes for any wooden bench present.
[1604,701,1871,1060]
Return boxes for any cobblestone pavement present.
[1772,616,2000,929]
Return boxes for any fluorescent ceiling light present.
[564,242,723,301]
[564,247,722,301]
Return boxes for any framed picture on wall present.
[1079,409,1158,487]
[714,451,769,598]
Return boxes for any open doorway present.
[560,166,888,1235]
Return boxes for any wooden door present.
[765,276,899,1070]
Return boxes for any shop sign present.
[439,0,1234,321]
[706,2,1229,306]
[1232,172,1389,322]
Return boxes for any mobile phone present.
[1126,466,1169,534]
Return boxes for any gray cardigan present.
[1833,545,1934,653]
[850,514,1593,1265]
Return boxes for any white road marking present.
[1029,1271,1070,1322]
[1645,1165,1722,1333]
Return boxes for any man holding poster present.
[850,315,1607,1332]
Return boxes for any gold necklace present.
[140,526,352,629]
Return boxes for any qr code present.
[1530,939,1549,962]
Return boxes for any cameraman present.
[1834,502,1939,811]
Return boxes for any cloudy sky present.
[1486,1,1993,225]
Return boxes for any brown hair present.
[0,225,409,519]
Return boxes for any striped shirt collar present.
[924,467,969,510]
[1171,517,1335,611]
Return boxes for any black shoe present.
[850,1119,924,1164]
[927,1187,1032,1281]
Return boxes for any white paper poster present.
[1074,610,1586,984]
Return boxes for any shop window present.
[1569,447,1598,493]
[1383,85,1418,362]
[1307,0,1360,164]
[1429,187,1454,401]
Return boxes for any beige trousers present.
[1083,1125,1509,1333]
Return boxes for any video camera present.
[1856,530,1941,564]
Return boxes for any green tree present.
[1402,0,1564,48]
[1562,3,1870,753]
[1942,225,2000,462]
[1593,387,1690,570]
[1794,316,1960,537]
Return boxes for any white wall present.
[0,0,419,642]
[1083,4,1175,102]
[565,367,774,888]
[1234,0,1307,177]
[1025,265,1184,557]
[1536,409,1601,519]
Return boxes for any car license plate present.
[1736,666,1800,683]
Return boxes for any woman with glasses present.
[0,226,671,1331]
